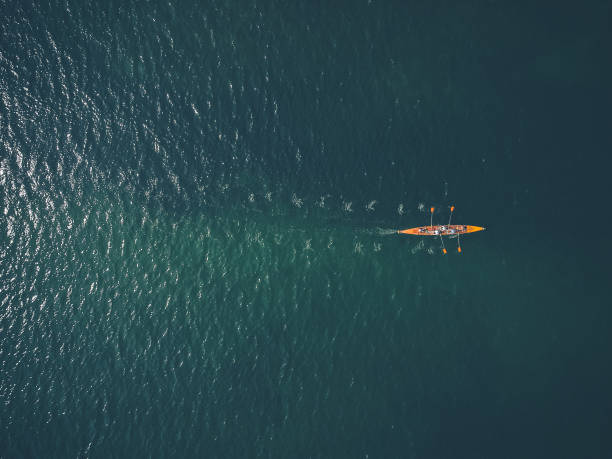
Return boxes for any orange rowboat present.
[397,206,485,254]
[398,225,485,236]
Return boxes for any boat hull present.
[398,225,485,236]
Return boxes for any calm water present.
[1,1,611,457]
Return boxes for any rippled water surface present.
[1,1,611,457]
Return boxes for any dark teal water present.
[1,1,611,457]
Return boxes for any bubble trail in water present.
[375,228,400,236]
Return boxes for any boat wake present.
[374,228,399,236]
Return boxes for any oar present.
[448,205,461,252]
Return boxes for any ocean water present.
[1,0,611,457]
